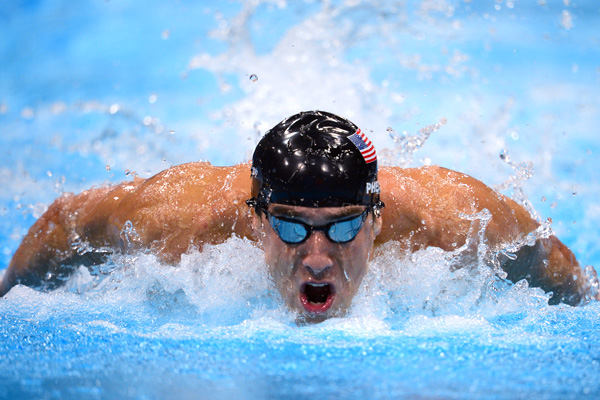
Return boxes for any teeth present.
[307,283,328,287]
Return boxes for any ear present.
[372,212,383,237]
[251,209,263,234]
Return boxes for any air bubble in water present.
[249,74,258,82]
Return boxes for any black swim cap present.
[248,110,383,208]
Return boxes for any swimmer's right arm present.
[0,162,255,297]
[0,184,120,296]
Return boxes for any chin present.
[292,296,349,324]
[295,308,344,324]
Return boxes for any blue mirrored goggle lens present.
[327,214,365,243]
[267,212,366,244]
[268,214,308,244]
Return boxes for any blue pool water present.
[1,0,600,399]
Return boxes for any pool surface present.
[1,1,599,399]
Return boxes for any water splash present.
[379,118,447,167]
[494,148,540,221]
[120,220,143,251]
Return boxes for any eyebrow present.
[268,205,366,220]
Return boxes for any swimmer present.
[0,111,596,321]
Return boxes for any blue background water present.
[1,0,599,399]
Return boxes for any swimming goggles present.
[265,210,368,244]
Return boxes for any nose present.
[301,231,334,279]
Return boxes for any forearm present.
[0,185,118,296]
[500,235,591,305]
[1,196,73,295]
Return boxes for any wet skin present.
[0,162,594,307]
[253,204,382,322]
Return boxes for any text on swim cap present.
[366,181,380,194]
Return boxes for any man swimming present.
[0,111,596,321]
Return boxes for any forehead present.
[267,204,366,222]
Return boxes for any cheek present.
[342,232,374,282]
[263,235,295,281]
[344,247,369,281]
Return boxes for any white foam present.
[0,230,569,339]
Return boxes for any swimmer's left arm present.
[377,166,595,305]
[486,191,595,305]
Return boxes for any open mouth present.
[300,282,336,314]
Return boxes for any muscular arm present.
[376,166,592,305]
[1,163,591,304]
[0,162,255,296]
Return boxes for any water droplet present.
[249,74,258,82]
[21,107,34,119]
[109,104,119,114]
[46,171,53,177]
[148,94,157,104]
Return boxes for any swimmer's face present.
[253,204,382,323]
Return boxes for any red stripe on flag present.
[352,128,377,163]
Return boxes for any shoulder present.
[132,161,251,199]
[377,164,537,248]
[379,165,502,204]
[379,165,484,185]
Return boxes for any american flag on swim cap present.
[348,129,377,164]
